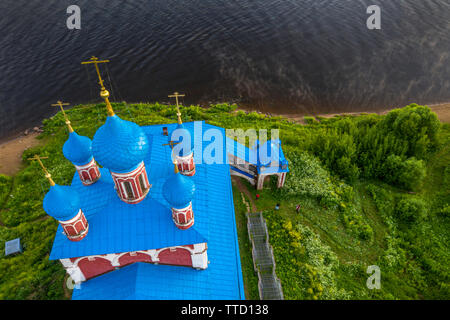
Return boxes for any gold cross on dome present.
[81,56,115,116]
[162,140,181,150]
[51,101,73,132]
[168,92,185,125]
[27,155,55,186]
[81,56,110,89]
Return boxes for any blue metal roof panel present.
[92,115,150,173]
[49,170,206,259]
[43,184,81,221]
[63,131,93,166]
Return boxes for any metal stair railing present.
[246,212,284,300]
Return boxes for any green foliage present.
[384,155,426,191]
[280,152,339,207]
[395,197,427,223]
[264,211,350,299]
[307,104,440,190]
[0,174,12,206]
[0,101,447,300]
[303,116,318,125]
[309,128,360,182]
[231,185,260,300]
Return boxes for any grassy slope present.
[0,103,448,299]
[231,183,260,300]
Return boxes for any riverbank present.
[0,131,43,176]
[237,102,450,124]
[0,101,448,177]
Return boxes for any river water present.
[0,0,449,139]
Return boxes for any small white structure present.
[4,238,23,256]
[227,138,289,190]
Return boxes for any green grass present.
[231,184,260,300]
[235,125,449,299]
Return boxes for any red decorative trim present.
[71,244,202,280]
[76,158,101,186]
[60,210,89,241]
[171,203,194,230]
[175,153,195,176]
[111,162,150,204]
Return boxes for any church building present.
[36,57,287,299]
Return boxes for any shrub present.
[439,205,450,218]
[303,116,317,125]
[395,197,427,223]
[281,152,339,207]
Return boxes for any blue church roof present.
[43,184,80,221]
[171,123,194,157]
[162,171,196,209]
[92,115,149,173]
[49,121,245,300]
[63,132,93,166]
[226,137,289,174]
[49,168,206,258]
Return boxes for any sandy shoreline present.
[0,132,43,176]
[240,103,450,125]
[0,102,448,177]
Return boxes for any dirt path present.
[0,132,42,176]
[429,103,450,123]
[232,176,257,212]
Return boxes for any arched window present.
[89,167,97,179]
[123,181,135,199]
[81,171,90,181]
[138,174,147,193]
[178,212,186,224]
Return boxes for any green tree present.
[395,197,427,223]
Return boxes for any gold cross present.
[51,101,73,132]
[27,155,55,186]
[168,92,185,124]
[81,56,115,116]
[162,140,181,150]
[81,56,110,89]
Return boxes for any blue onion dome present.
[162,170,196,209]
[43,185,81,221]
[63,132,93,166]
[172,124,194,157]
[92,115,149,173]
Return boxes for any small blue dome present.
[63,132,93,166]
[92,115,149,173]
[162,172,195,209]
[43,185,81,221]
[171,124,194,157]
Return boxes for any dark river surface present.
[0,0,449,140]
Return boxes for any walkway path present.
[232,176,283,300]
